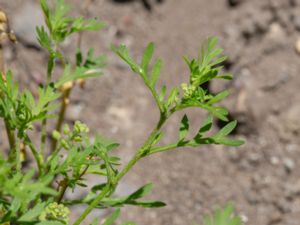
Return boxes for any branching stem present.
[73,114,167,225]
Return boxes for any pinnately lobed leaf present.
[0,0,245,224]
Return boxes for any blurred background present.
[1,0,300,224]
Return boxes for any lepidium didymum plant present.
[0,0,244,224]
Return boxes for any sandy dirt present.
[1,0,300,224]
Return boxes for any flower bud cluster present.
[39,202,70,224]
[52,121,90,150]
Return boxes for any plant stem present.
[56,178,68,204]
[40,58,55,155]
[56,166,89,204]
[51,88,72,151]
[148,143,179,155]
[0,43,16,153]
[73,115,166,225]
[25,135,44,175]
[142,74,165,113]
[51,0,91,151]
[77,0,94,49]
[5,121,15,151]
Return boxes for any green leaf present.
[36,26,52,51]
[206,106,228,122]
[55,64,104,88]
[71,17,106,33]
[91,183,107,193]
[141,42,155,73]
[214,121,237,139]
[112,44,141,74]
[167,87,179,107]
[190,137,215,145]
[90,218,100,225]
[102,208,121,225]
[179,114,189,140]
[203,203,242,225]
[18,202,46,222]
[216,74,233,80]
[194,114,213,139]
[36,221,65,225]
[214,138,244,147]
[120,222,137,225]
[127,183,153,200]
[127,201,166,208]
[150,59,162,87]
[40,0,51,30]
[93,183,165,209]
[40,0,50,17]
[206,90,230,105]
[159,85,167,102]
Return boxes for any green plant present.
[202,203,242,225]
[0,0,244,225]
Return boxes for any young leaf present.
[159,85,167,102]
[141,42,155,73]
[193,114,213,139]
[179,114,189,141]
[150,59,162,87]
[206,106,228,122]
[36,26,52,52]
[71,17,106,33]
[40,0,51,30]
[206,90,230,105]
[127,183,153,200]
[203,203,242,225]
[102,208,121,225]
[213,121,237,139]
[213,138,244,147]
[112,44,141,74]
[167,87,179,107]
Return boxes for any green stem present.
[72,115,167,225]
[143,76,164,113]
[148,143,179,155]
[56,166,89,204]
[25,135,44,175]
[15,139,21,172]
[5,122,15,151]
[0,43,16,157]
[40,58,55,155]
[51,87,72,151]
[56,178,68,204]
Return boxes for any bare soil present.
[1,0,300,224]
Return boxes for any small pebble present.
[295,38,300,54]
[240,214,249,223]
[283,158,295,173]
[270,156,280,165]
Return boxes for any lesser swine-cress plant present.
[0,0,244,224]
